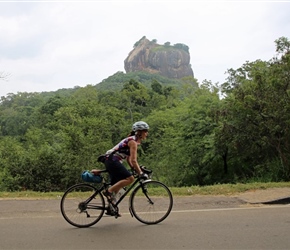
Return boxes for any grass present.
[171,182,290,196]
[1,182,290,199]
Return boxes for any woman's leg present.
[108,175,134,194]
[105,159,134,195]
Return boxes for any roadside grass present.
[171,182,290,196]
[1,182,290,199]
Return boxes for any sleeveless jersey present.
[106,135,140,159]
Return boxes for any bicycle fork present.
[128,184,154,217]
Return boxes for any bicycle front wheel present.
[60,183,105,228]
[130,180,173,225]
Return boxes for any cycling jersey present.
[106,135,140,159]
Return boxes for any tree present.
[173,43,189,53]
[0,92,44,136]
[217,37,290,181]
[143,84,221,186]
[0,136,24,191]
[120,79,150,121]
[0,71,9,81]
[151,79,163,95]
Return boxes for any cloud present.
[0,1,289,96]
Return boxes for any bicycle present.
[60,166,173,227]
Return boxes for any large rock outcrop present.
[124,37,194,79]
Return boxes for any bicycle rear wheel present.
[60,183,105,228]
[130,180,173,225]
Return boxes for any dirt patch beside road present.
[235,187,290,204]
[174,187,290,210]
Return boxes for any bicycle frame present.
[78,165,155,216]
[60,168,173,227]
[114,177,143,206]
[84,175,148,211]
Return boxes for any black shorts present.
[105,158,132,185]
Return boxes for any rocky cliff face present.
[124,37,194,79]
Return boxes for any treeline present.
[0,37,289,192]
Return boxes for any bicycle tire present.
[130,180,173,225]
[60,183,105,228]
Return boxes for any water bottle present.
[111,192,117,204]
[116,188,126,200]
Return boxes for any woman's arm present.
[127,140,143,175]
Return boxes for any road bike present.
[60,167,173,227]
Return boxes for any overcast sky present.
[0,0,289,97]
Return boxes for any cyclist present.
[93,121,149,205]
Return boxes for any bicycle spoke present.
[60,183,105,228]
[130,180,173,225]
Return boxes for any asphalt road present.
[0,197,289,250]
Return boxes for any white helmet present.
[132,121,149,132]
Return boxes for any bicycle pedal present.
[114,213,121,219]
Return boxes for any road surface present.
[0,194,289,249]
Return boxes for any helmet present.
[132,121,149,132]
